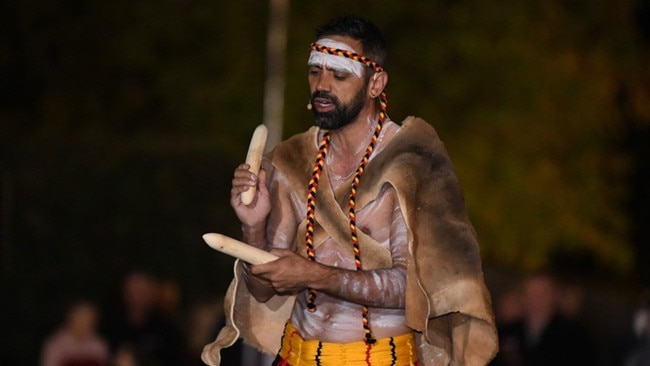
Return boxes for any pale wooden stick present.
[241,124,268,205]
[202,233,278,265]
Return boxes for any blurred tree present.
[380,1,637,273]
[283,0,647,276]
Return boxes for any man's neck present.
[328,112,378,156]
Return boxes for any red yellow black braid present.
[304,131,330,312]
[349,119,383,345]
[309,43,384,73]
[305,42,388,345]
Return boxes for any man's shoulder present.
[380,116,445,161]
[266,126,319,179]
[362,116,454,195]
[397,116,439,139]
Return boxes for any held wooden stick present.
[202,233,278,265]
[241,124,268,205]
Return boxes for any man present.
[203,15,497,366]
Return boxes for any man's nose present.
[315,73,332,92]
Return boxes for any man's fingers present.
[231,164,258,202]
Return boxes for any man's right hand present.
[230,164,271,230]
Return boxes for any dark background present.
[1,0,649,364]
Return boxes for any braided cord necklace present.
[304,42,388,345]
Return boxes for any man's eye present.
[334,73,349,80]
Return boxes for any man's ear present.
[368,71,388,98]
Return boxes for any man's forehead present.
[308,38,364,78]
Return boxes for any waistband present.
[275,321,419,366]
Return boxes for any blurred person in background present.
[40,300,110,366]
[490,286,524,366]
[611,291,650,366]
[556,279,586,321]
[492,271,597,366]
[106,271,187,366]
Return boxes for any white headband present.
[307,38,364,78]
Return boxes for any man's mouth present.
[313,97,335,112]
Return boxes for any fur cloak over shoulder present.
[202,117,498,366]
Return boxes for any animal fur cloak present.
[202,117,498,365]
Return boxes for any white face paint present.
[308,38,364,78]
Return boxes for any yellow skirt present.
[274,321,419,366]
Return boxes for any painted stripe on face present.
[308,38,364,78]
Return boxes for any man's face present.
[310,80,368,130]
[308,36,370,130]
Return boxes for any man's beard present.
[311,84,368,130]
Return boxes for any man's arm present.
[240,164,299,303]
[325,200,409,308]
[251,196,409,308]
[240,223,277,303]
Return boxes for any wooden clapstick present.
[202,233,278,265]
[241,124,268,205]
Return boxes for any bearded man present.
[202,15,498,366]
